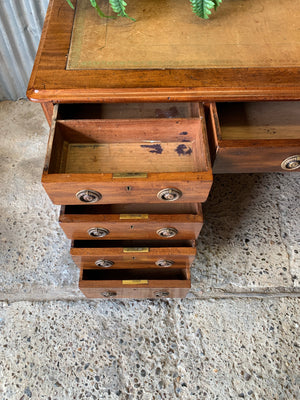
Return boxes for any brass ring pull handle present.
[157,188,182,201]
[101,291,117,298]
[281,155,300,171]
[95,259,114,268]
[88,227,110,238]
[155,259,174,267]
[76,189,102,203]
[154,290,170,298]
[156,227,178,238]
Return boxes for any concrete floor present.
[0,100,299,399]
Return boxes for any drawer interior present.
[49,124,204,174]
[63,202,201,215]
[81,268,187,281]
[216,101,300,140]
[47,102,209,175]
[57,102,199,120]
[72,240,195,248]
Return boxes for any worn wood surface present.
[79,285,191,299]
[42,103,212,203]
[212,146,300,173]
[217,102,300,140]
[27,0,300,102]
[46,103,210,174]
[41,103,54,125]
[69,0,300,70]
[71,243,196,269]
[27,0,300,299]
[79,266,191,299]
[48,103,207,174]
[64,142,197,174]
[207,102,300,173]
[60,210,203,240]
[42,172,213,204]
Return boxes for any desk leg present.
[41,102,54,126]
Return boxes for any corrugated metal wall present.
[0,0,49,101]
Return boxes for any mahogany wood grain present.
[60,210,203,241]
[71,244,196,269]
[41,103,54,125]
[212,145,300,173]
[79,267,191,298]
[42,173,213,204]
[27,0,300,299]
[52,119,201,144]
[27,0,300,103]
[217,102,300,140]
[47,102,208,174]
[207,102,300,173]
[42,104,213,203]
[79,285,191,299]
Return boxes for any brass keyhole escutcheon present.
[154,290,170,298]
[155,259,175,268]
[76,189,102,203]
[101,291,117,298]
[88,227,110,238]
[157,188,182,201]
[281,155,300,171]
[95,259,114,268]
[156,227,178,238]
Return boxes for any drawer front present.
[42,103,212,204]
[206,102,300,173]
[71,245,197,269]
[80,285,191,299]
[42,174,213,205]
[212,145,300,173]
[79,267,191,299]
[61,221,203,241]
[60,209,203,240]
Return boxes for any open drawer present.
[75,239,195,299]
[71,240,196,269]
[60,202,203,240]
[79,266,191,299]
[42,102,212,204]
[206,102,300,173]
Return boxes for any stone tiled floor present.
[0,299,299,400]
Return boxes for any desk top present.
[68,0,300,70]
[27,0,300,103]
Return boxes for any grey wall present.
[0,0,49,101]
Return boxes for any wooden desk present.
[27,0,300,298]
